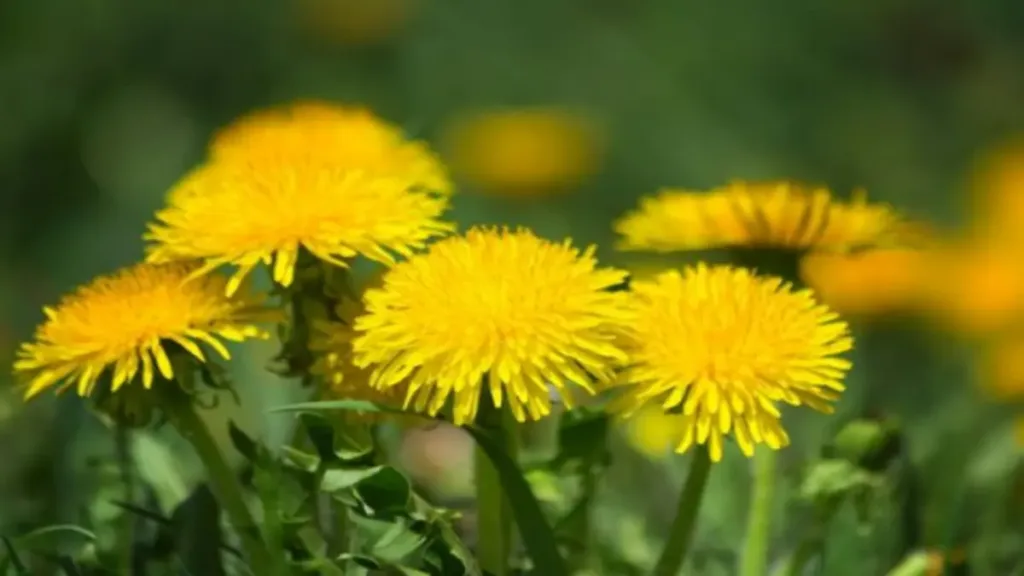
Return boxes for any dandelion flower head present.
[14,262,275,400]
[615,181,903,253]
[210,101,451,195]
[616,264,853,462]
[352,227,632,425]
[145,156,454,296]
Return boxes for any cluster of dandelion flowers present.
[309,299,421,425]
[615,264,853,462]
[614,181,903,253]
[145,159,454,296]
[209,100,452,196]
[13,262,276,400]
[351,227,632,426]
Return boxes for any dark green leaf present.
[227,421,260,463]
[356,467,412,516]
[465,426,569,575]
[300,413,337,462]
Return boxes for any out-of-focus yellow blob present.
[300,0,416,46]
[442,108,603,195]
[800,249,928,316]
[968,138,1024,244]
[924,245,1024,335]
[620,405,686,460]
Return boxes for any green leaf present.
[227,420,260,462]
[270,399,405,415]
[356,467,412,516]
[464,426,569,575]
[322,466,387,493]
[15,525,97,548]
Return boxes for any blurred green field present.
[2,1,1024,574]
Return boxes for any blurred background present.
[2,0,1024,573]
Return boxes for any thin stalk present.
[475,402,519,576]
[741,450,778,576]
[653,446,713,576]
[162,389,279,576]
[114,425,135,575]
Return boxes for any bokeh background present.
[2,0,1024,573]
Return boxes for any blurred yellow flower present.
[310,298,423,425]
[209,101,452,196]
[299,0,416,46]
[615,181,903,253]
[145,161,453,296]
[620,404,687,460]
[352,227,631,425]
[13,263,275,400]
[968,138,1024,243]
[800,248,928,316]
[924,245,1024,335]
[443,108,602,193]
[615,264,853,462]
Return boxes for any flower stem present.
[741,449,777,576]
[475,401,519,576]
[653,446,713,576]
[162,390,277,576]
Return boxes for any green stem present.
[475,403,519,576]
[163,390,277,576]
[114,425,135,575]
[653,446,713,576]
[741,449,778,576]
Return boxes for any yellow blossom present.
[615,264,853,462]
[145,160,454,296]
[615,181,903,253]
[443,108,602,193]
[352,227,631,425]
[210,101,451,195]
[13,262,275,399]
[800,248,929,316]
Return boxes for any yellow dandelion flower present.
[210,101,451,195]
[352,227,631,425]
[616,264,853,462]
[310,299,422,424]
[13,262,275,400]
[924,244,1024,335]
[443,108,602,193]
[614,181,903,253]
[145,160,454,296]
[800,248,929,316]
